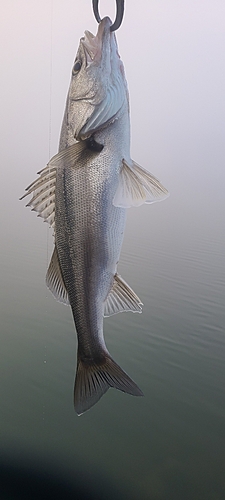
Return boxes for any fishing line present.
[47,0,53,257]
[48,0,53,162]
[43,0,54,422]
[46,0,54,278]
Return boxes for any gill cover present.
[67,17,127,140]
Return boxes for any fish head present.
[68,17,128,140]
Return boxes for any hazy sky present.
[1,0,225,238]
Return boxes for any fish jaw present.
[61,16,128,144]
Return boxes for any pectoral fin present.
[113,159,169,208]
[104,273,142,317]
[46,246,69,305]
[45,140,95,168]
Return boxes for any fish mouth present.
[75,16,124,141]
[81,17,114,64]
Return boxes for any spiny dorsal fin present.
[104,273,142,317]
[20,141,102,231]
[113,159,169,208]
[46,246,69,305]
[20,166,56,230]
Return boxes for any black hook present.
[92,0,125,31]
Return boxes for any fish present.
[21,17,169,415]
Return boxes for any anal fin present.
[46,246,69,305]
[104,273,143,317]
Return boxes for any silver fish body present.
[56,114,128,355]
[21,17,169,414]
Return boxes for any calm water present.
[1,160,225,499]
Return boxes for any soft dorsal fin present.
[104,273,142,317]
[113,159,169,208]
[46,246,70,305]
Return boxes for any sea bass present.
[21,17,168,415]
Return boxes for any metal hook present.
[92,0,125,31]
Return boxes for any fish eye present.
[72,60,82,75]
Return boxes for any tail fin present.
[74,353,143,415]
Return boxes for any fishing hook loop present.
[92,0,125,31]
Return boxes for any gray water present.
[1,1,225,499]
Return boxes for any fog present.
[1,0,225,348]
[1,0,224,191]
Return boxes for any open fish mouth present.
[81,16,113,64]
[75,17,125,140]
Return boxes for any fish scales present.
[21,17,169,414]
[55,117,127,355]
